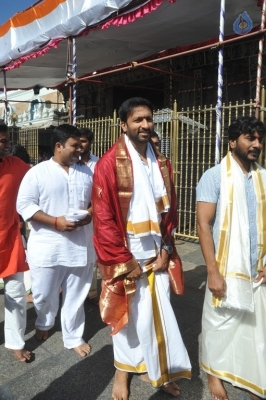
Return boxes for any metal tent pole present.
[72,38,77,126]
[67,38,73,125]
[3,69,8,125]
[255,0,266,119]
[215,0,225,165]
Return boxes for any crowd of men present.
[0,97,265,400]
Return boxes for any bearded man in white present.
[197,117,266,400]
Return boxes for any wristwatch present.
[161,244,173,255]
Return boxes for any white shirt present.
[85,152,99,263]
[87,152,99,173]
[17,158,93,268]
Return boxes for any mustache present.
[248,149,260,155]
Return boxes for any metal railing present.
[9,126,39,164]
[172,92,266,239]
[12,88,266,239]
[75,97,266,239]
[77,111,120,157]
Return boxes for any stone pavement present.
[0,240,251,400]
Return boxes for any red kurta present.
[0,156,30,278]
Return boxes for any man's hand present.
[152,249,169,272]
[127,264,143,280]
[254,266,266,284]
[76,213,92,227]
[208,268,226,298]
[56,216,78,232]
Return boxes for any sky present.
[0,0,37,25]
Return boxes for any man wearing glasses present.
[0,123,31,361]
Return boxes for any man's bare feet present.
[73,343,91,357]
[8,348,31,362]
[35,329,49,341]
[208,374,228,400]
[140,373,151,384]
[112,369,129,400]
[161,382,180,397]
[26,293,33,303]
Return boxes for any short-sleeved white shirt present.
[87,153,99,173]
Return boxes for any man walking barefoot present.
[17,124,94,357]
[92,98,191,399]
[197,117,266,400]
[0,123,31,361]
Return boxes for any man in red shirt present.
[92,98,191,399]
[0,123,30,361]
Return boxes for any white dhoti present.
[4,272,26,350]
[23,270,31,293]
[30,263,94,349]
[202,283,266,398]
[88,263,98,299]
[112,269,191,387]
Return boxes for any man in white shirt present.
[79,127,99,303]
[79,127,99,173]
[17,124,94,357]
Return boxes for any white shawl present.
[214,152,266,312]
[125,135,169,247]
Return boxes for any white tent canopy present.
[0,0,263,90]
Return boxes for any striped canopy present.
[0,0,263,90]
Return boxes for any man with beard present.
[0,123,31,361]
[197,116,266,400]
[17,124,93,357]
[92,97,191,400]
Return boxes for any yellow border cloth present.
[202,283,266,398]
[112,267,191,387]
[213,152,266,311]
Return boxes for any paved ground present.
[0,240,251,400]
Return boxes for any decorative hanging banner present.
[233,11,253,35]
[72,38,77,126]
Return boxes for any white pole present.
[72,38,77,126]
[255,0,266,119]
[3,69,8,125]
[215,0,225,165]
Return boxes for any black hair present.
[11,144,31,164]
[51,124,81,151]
[78,127,94,142]
[0,123,8,133]
[118,97,153,122]
[151,131,159,139]
[228,117,266,141]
